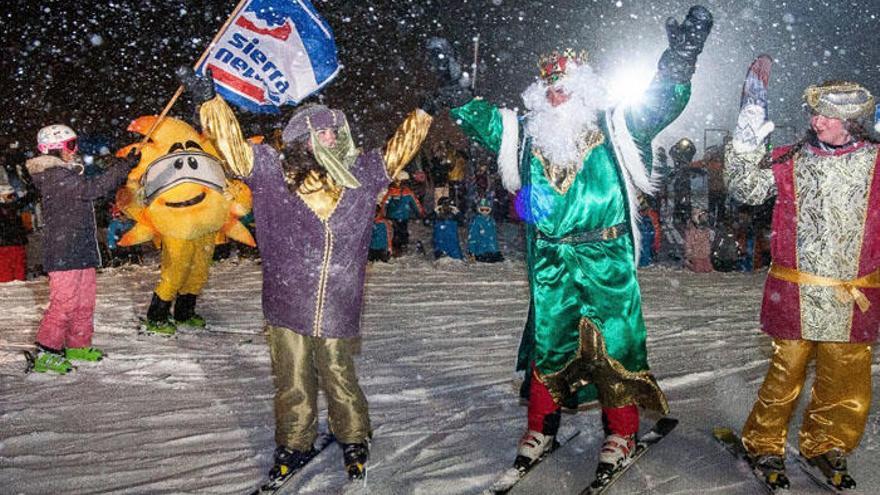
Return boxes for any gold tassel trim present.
[199,95,254,177]
[383,109,433,179]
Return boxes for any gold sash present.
[768,264,880,313]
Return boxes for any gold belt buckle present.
[602,225,618,241]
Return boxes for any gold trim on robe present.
[538,317,669,413]
[532,130,605,195]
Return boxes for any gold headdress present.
[803,81,875,120]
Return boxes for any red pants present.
[36,268,97,350]
[0,245,26,282]
[528,368,639,436]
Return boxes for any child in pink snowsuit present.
[684,208,714,273]
[25,124,135,374]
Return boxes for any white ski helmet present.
[37,124,78,154]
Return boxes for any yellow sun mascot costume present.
[116,107,255,335]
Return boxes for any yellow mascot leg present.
[155,237,197,302]
[179,233,217,296]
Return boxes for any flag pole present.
[138,0,251,146]
[471,34,479,92]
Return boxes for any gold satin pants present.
[268,325,371,451]
[155,234,216,301]
[742,339,872,458]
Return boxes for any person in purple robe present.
[238,103,432,481]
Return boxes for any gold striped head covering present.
[803,80,874,120]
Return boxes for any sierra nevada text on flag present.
[196,0,339,113]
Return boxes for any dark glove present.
[421,37,473,114]
[124,146,142,169]
[426,37,462,85]
[176,66,216,104]
[658,5,713,82]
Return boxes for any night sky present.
[2,0,879,155]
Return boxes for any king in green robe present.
[448,7,712,451]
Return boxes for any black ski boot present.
[173,293,206,328]
[801,449,856,490]
[748,453,791,490]
[145,293,176,336]
[265,445,318,484]
[342,440,370,480]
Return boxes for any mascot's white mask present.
[142,151,226,203]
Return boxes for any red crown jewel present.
[538,49,589,83]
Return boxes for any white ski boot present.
[595,433,637,482]
[513,430,557,471]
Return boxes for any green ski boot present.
[144,319,177,336]
[173,294,206,329]
[65,346,105,362]
[145,293,177,336]
[175,315,206,328]
[27,348,74,374]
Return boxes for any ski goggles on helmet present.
[38,137,78,154]
[141,151,226,203]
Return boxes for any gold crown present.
[538,49,589,83]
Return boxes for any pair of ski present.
[485,417,679,495]
[713,427,855,493]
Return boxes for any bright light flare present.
[607,66,655,105]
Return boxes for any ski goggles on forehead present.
[63,138,78,152]
[141,151,226,203]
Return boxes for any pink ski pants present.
[36,268,97,350]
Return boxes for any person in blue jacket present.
[467,198,503,263]
[431,197,463,260]
[369,205,393,263]
[381,171,425,255]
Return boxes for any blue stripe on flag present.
[287,0,339,84]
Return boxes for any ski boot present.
[173,293,206,329]
[513,409,561,472]
[342,440,370,480]
[594,433,637,484]
[512,430,558,472]
[800,449,856,490]
[65,346,105,362]
[26,346,74,374]
[748,453,791,490]
[144,293,177,336]
[267,445,319,483]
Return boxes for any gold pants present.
[742,339,872,458]
[268,325,370,451]
[155,234,216,301]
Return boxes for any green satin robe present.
[451,79,690,408]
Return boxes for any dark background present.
[2,0,879,156]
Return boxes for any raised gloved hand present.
[175,66,216,105]
[732,104,775,153]
[659,5,713,82]
[421,37,473,114]
[124,145,142,168]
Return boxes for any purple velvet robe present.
[247,144,390,338]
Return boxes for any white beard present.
[522,64,610,168]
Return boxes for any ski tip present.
[23,350,34,373]
[713,426,734,436]
[658,416,679,427]
[654,416,679,435]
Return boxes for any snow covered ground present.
[3,223,880,494]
